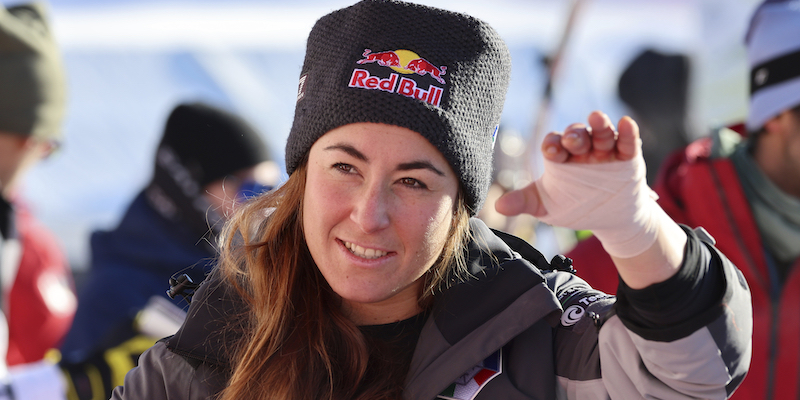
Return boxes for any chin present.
[338,289,392,304]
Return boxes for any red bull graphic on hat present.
[349,49,447,107]
[356,49,403,68]
[405,57,447,84]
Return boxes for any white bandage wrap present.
[534,153,670,258]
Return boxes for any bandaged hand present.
[495,111,673,259]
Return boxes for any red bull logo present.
[405,57,447,84]
[356,49,403,68]
[357,49,447,84]
[350,49,447,107]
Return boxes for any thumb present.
[494,183,546,217]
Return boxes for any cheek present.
[303,171,347,245]
[790,137,800,158]
[409,199,455,262]
[302,175,326,248]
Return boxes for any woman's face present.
[303,122,459,324]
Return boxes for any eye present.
[398,177,427,189]
[333,163,356,174]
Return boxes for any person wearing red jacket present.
[567,1,800,398]
[0,2,77,398]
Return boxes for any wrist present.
[593,200,670,259]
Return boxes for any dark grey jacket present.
[110,219,751,399]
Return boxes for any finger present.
[561,123,591,158]
[615,116,640,161]
[541,132,569,163]
[587,111,616,154]
[494,183,546,217]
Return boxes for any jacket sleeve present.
[109,341,218,400]
[8,207,77,366]
[598,226,752,399]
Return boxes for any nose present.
[351,183,391,233]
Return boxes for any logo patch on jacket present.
[560,305,585,327]
[437,349,502,400]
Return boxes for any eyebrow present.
[397,161,445,176]
[324,143,446,176]
[324,143,367,161]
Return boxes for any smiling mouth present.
[343,241,388,259]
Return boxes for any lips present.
[343,241,388,259]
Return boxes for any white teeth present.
[344,241,387,259]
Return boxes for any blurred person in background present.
[567,1,800,398]
[617,48,691,186]
[58,102,279,400]
[0,2,77,398]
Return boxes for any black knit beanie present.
[145,102,270,245]
[158,102,270,187]
[285,0,511,215]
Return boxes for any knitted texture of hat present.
[285,0,511,215]
[158,102,271,186]
[744,0,800,130]
[0,2,66,139]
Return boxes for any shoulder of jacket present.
[681,126,744,162]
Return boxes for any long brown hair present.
[216,161,471,400]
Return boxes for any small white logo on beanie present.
[755,68,769,87]
[297,74,308,103]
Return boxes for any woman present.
[110,1,751,399]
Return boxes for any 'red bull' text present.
[348,69,444,107]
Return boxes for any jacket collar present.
[405,218,562,399]
[164,268,245,367]
[166,219,561,372]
